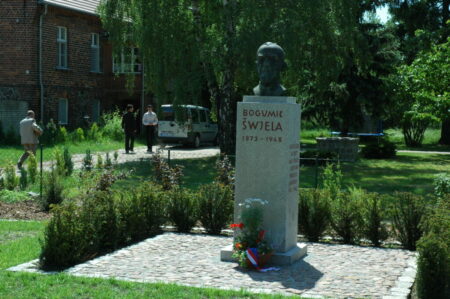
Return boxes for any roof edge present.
[39,0,100,17]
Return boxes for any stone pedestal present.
[220,96,307,265]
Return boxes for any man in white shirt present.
[17,110,43,168]
[142,105,158,153]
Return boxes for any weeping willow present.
[99,0,361,153]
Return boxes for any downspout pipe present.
[39,3,47,124]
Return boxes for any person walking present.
[142,104,158,153]
[121,104,137,154]
[17,110,43,168]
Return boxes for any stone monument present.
[221,42,307,265]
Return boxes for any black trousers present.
[146,126,155,151]
[125,132,135,152]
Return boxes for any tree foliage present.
[393,34,449,145]
[99,0,362,153]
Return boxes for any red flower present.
[234,242,242,249]
[230,223,244,229]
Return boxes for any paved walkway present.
[9,233,417,299]
[397,149,450,155]
[9,145,221,174]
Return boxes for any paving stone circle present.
[9,233,417,299]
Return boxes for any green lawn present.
[0,139,145,169]
[300,127,450,152]
[299,152,450,194]
[0,221,295,298]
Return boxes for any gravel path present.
[9,233,417,299]
[8,145,220,174]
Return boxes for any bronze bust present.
[253,42,287,96]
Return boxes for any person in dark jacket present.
[121,104,137,154]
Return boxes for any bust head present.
[253,42,287,96]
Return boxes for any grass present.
[299,152,450,195]
[300,127,450,152]
[8,151,447,202]
[0,139,145,169]
[0,221,296,298]
[384,128,450,151]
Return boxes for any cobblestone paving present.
[56,233,417,299]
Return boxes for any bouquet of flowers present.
[231,198,273,269]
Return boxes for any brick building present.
[0,0,145,134]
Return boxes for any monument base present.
[220,243,307,266]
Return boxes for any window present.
[92,99,100,122]
[58,98,68,125]
[90,33,101,72]
[191,108,199,123]
[113,48,141,74]
[57,27,68,68]
[199,110,207,123]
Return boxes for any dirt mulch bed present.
[0,200,50,221]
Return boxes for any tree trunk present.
[191,0,237,155]
[439,118,450,145]
[218,0,238,155]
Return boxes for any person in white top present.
[17,110,43,168]
[142,104,158,152]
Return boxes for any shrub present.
[416,200,450,299]
[92,170,128,192]
[40,202,92,270]
[54,148,65,176]
[19,167,28,190]
[215,155,235,187]
[298,188,331,242]
[4,126,19,145]
[152,153,183,190]
[27,153,38,183]
[42,119,58,146]
[116,183,166,244]
[361,192,388,247]
[96,154,104,169]
[322,162,342,200]
[105,152,113,169]
[72,128,85,143]
[4,163,19,190]
[78,191,119,253]
[41,167,64,211]
[166,187,197,233]
[390,192,425,250]
[434,173,450,198]
[330,187,364,244]
[361,138,396,159]
[87,123,102,140]
[113,150,119,163]
[0,176,4,191]
[101,110,123,141]
[197,183,233,234]
[63,147,74,176]
[83,149,93,171]
[57,126,68,143]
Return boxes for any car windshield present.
[161,106,188,122]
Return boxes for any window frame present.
[90,33,101,73]
[57,26,68,69]
[58,98,69,125]
[112,47,141,74]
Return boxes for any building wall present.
[0,1,144,132]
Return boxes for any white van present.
[158,105,218,147]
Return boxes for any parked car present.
[158,105,218,147]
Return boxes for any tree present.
[99,0,362,154]
[394,35,449,146]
